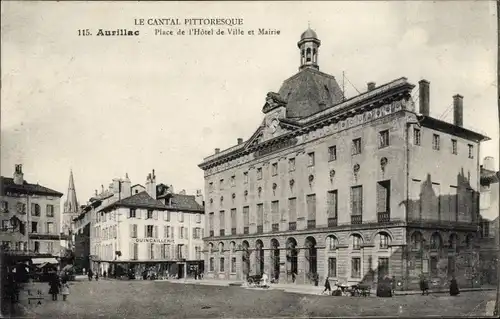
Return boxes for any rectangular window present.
[196,213,201,223]
[380,234,389,249]
[127,208,136,218]
[1,201,8,212]
[353,236,361,250]
[430,256,438,276]
[209,257,215,272]
[31,222,38,233]
[271,200,279,231]
[231,175,236,186]
[46,222,54,234]
[166,211,171,222]
[132,243,139,260]
[379,130,390,148]
[243,206,249,234]
[328,146,337,161]
[328,257,337,278]
[377,180,391,222]
[288,197,297,223]
[209,212,214,236]
[219,211,225,236]
[452,139,457,155]
[257,168,262,180]
[17,203,26,215]
[327,190,338,219]
[351,258,361,278]
[146,225,154,238]
[47,242,53,254]
[257,204,264,232]
[352,138,362,155]
[414,128,421,145]
[209,182,214,192]
[231,257,237,273]
[147,210,153,219]
[231,208,236,235]
[288,158,295,171]
[468,144,474,158]
[31,204,40,216]
[219,257,225,272]
[129,224,137,238]
[351,186,363,216]
[180,227,185,239]
[195,246,201,260]
[432,134,440,150]
[378,258,390,279]
[46,205,54,217]
[178,212,184,222]
[220,179,224,189]
[271,163,278,176]
[243,172,248,184]
[308,152,315,166]
[149,243,155,260]
[34,241,40,253]
[306,194,316,228]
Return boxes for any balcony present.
[209,230,214,237]
[351,215,362,225]
[307,220,316,229]
[257,225,263,234]
[272,223,279,232]
[231,228,236,235]
[288,222,296,231]
[243,227,249,235]
[219,230,225,237]
[377,212,390,223]
[328,217,338,227]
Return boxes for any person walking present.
[49,273,61,301]
[322,277,332,295]
[95,272,99,281]
[88,269,93,281]
[60,279,70,301]
[103,270,107,278]
[449,276,460,296]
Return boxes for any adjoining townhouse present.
[0,164,65,259]
[198,28,489,289]
[77,170,205,278]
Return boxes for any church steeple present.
[297,27,321,70]
[64,170,79,214]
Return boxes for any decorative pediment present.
[243,126,265,150]
[262,92,287,114]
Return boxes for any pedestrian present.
[95,272,99,281]
[322,277,332,295]
[88,269,93,281]
[49,273,61,301]
[103,270,107,278]
[419,275,429,295]
[61,279,70,301]
[449,276,460,296]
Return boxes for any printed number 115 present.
[78,29,91,36]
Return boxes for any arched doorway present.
[286,237,298,282]
[255,240,264,276]
[270,239,280,281]
[304,236,317,284]
[241,241,250,279]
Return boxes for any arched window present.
[379,233,390,249]
[218,242,224,254]
[306,48,312,62]
[326,235,338,251]
[230,241,236,253]
[410,232,423,250]
[208,243,213,254]
[448,234,458,250]
[430,233,442,250]
[351,234,362,250]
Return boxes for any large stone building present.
[198,28,490,289]
[0,164,64,256]
[74,170,205,278]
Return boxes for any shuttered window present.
[306,194,316,221]
[288,198,297,222]
[327,191,337,218]
[350,186,363,216]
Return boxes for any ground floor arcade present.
[203,226,483,290]
[90,259,204,279]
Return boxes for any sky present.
[1,1,498,206]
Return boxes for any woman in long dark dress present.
[449,277,460,296]
[49,273,61,301]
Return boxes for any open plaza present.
[4,277,496,318]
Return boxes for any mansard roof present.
[278,67,344,119]
[165,194,204,213]
[101,191,168,212]
[1,177,63,197]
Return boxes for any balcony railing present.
[272,223,279,232]
[351,215,363,225]
[288,222,296,231]
[328,217,338,227]
[377,212,390,223]
[243,227,249,235]
[257,225,263,234]
[307,220,316,229]
[231,228,236,235]
[219,230,225,237]
[209,230,214,237]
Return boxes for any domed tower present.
[298,27,321,70]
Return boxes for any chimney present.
[237,138,243,145]
[195,189,204,206]
[145,170,157,199]
[367,82,376,91]
[418,80,430,116]
[215,148,220,154]
[13,164,24,185]
[453,94,463,127]
[483,156,496,171]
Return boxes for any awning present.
[31,258,58,265]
